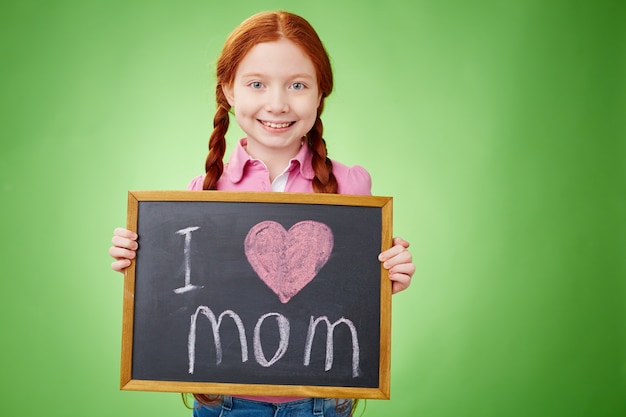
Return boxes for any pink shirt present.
[186,138,371,403]
[187,138,372,195]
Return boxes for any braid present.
[308,112,338,194]
[202,87,230,190]
[191,394,221,407]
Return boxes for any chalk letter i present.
[174,226,203,294]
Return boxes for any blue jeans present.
[193,396,354,417]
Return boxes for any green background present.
[1,0,624,416]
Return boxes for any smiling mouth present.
[260,120,295,129]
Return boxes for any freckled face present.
[222,38,322,161]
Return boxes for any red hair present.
[202,10,338,193]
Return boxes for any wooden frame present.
[121,190,393,399]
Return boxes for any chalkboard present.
[120,191,393,399]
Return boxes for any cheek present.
[307,103,320,123]
[232,100,253,118]
[233,109,251,127]
[235,94,263,116]
[295,97,320,118]
[228,105,246,128]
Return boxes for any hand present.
[379,236,415,294]
[109,227,138,272]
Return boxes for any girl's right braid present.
[202,90,230,190]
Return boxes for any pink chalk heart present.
[244,220,334,303]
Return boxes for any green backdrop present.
[1,1,624,416]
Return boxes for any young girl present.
[110,10,415,417]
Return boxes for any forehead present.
[236,38,317,80]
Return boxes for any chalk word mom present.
[187,306,361,378]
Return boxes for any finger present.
[392,236,410,248]
[379,247,412,268]
[111,258,132,273]
[388,265,414,294]
[391,274,411,294]
[378,237,410,261]
[109,245,136,260]
[388,261,416,278]
[378,244,405,262]
[111,235,139,250]
[114,227,138,240]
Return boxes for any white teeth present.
[262,121,292,128]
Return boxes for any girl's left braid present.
[309,111,338,194]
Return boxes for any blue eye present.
[291,82,305,90]
[250,81,263,89]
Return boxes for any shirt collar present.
[226,138,316,183]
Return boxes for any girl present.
[110,10,415,417]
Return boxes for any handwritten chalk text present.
[187,305,361,377]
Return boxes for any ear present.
[222,84,235,107]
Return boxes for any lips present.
[260,120,295,129]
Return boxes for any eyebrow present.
[240,72,316,80]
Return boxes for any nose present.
[265,88,289,113]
